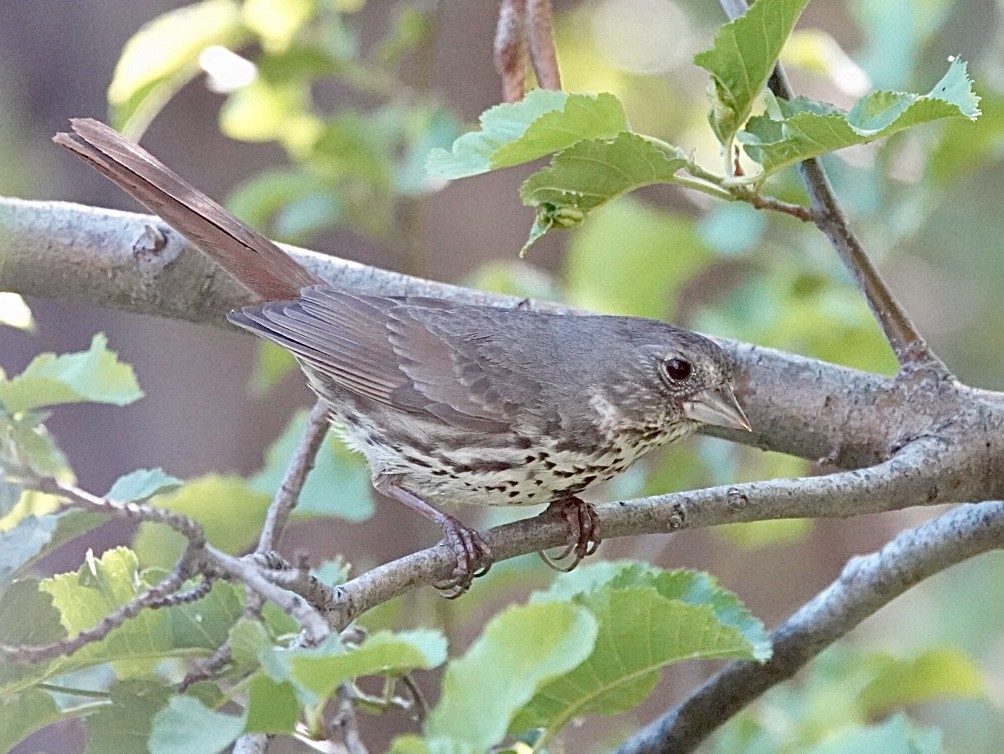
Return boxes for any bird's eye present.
[663,357,692,382]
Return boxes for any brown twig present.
[717,0,938,369]
[257,400,330,552]
[528,0,561,91]
[495,0,529,102]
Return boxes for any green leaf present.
[0,579,65,694]
[0,510,107,590]
[1,413,69,477]
[246,341,299,396]
[694,0,812,144]
[84,679,173,754]
[37,548,241,676]
[564,197,711,319]
[519,133,688,252]
[426,90,628,179]
[108,0,248,135]
[535,562,771,660]
[0,334,143,414]
[242,0,315,52]
[244,674,300,733]
[513,586,766,733]
[249,409,374,522]
[426,602,597,750]
[106,468,183,503]
[0,689,62,753]
[804,713,943,754]
[219,77,322,150]
[858,648,985,714]
[132,475,271,568]
[267,629,447,704]
[148,695,246,754]
[741,58,981,175]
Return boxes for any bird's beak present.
[683,385,752,432]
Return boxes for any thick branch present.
[0,197,941,468]
[322,437,1000,629]
[614,499,1004,754]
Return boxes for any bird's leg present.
[377,481,492,597]
[538,496,602,572]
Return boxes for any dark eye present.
[663,357,692,382]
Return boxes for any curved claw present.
[537,497,602,573]
[435,516,493,598]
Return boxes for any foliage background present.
[2,0,1004,751]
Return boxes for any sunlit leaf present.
[0,334,143,414]
[741,59,980,175]
[693,0,812,144]
[519,133,688,252]
[108,0,247,135]
[265,629,447,705]
[0,293,34,331]
[427,90,628,179]
[106,468,183,503]
[427,602,597,750]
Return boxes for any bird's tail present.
[54,118,322,302]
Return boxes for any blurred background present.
[3,0,1004,751]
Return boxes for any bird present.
[54,118,751,595]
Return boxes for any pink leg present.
[379,482,492,597]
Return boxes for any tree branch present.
[614,499,1004,754]
[718,0,938,370]
[0,196,948,469]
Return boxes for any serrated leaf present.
[0,510,107,590]
[106,468,183,503]
[249,409,374,522]
[84,679,173,754]
[804,713,943,754]
[512,587,764,734]
[427,90,628,179]
[148,695,246,754]
[741,58,981,174]
[228,618,274,668]
[534,562,771,661]
[36,548,241,676]
[518,133,688,252]
[0,334,143,414]
[268,629,447,704]
[694,0,812,143]
[108,0,248,135]
[427,602,597,751]
[0,579,65,694]
[0,688,61,753]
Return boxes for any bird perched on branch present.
[55,118,751,595]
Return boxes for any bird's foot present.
[538,496,601,572]
[434,514,493,598]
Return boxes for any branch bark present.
[614,499,1004,754]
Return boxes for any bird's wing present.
[229,287,522,432]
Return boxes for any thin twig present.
[613,499,1004,754]
[495,0,529,102]
[0,561,194,663]
[257,400,330,552]
[716,0,937,368]
[528,0,561,90]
